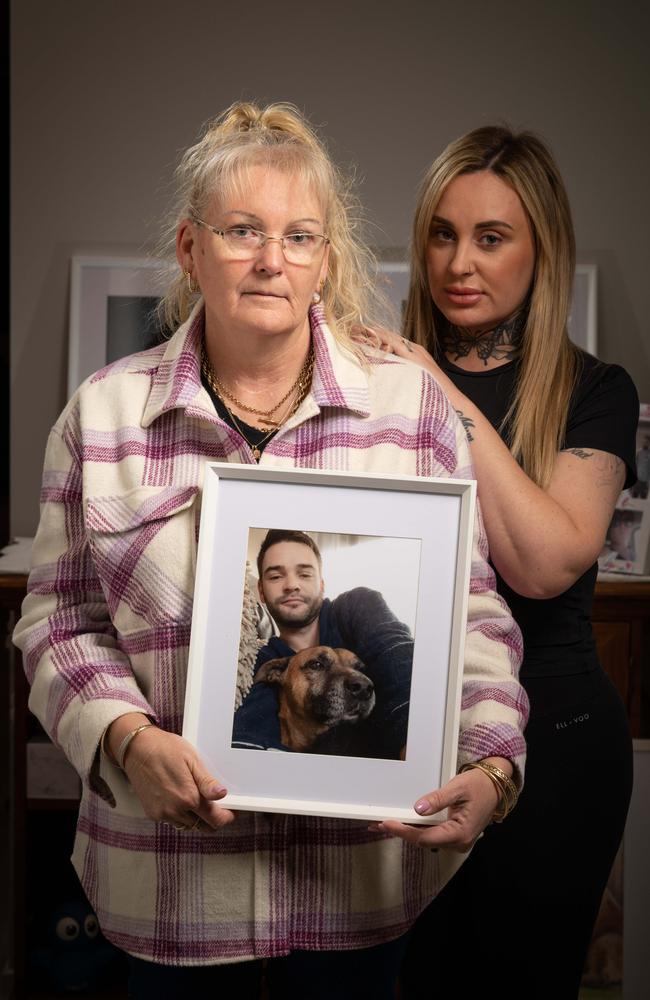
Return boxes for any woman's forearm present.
[440,382,616,598]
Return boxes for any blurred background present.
[10,0,650,537]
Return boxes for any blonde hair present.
[157,101,384,349]
[405,125,582,488]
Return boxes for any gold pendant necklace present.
[201,345,314,426]
[201,343,315,462]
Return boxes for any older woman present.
[14,104,527,1000]
[373,127,638,999]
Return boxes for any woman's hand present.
[373,756,510,852]
[351,325,453,388]
[107,714,235,832]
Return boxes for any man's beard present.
[267,594,323,632]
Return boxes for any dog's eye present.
[306,659,327,671]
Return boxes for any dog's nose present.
[346,676,373,700]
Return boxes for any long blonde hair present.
[156,101,384,350]
[405,125,582,488]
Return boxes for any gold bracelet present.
[115,723,155,770]
[99,725,116,764]
[472,762,519,814]
[459,761,519,823]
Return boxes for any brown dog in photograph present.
[254,646,376,752]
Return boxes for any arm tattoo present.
[594,454,625,488]
[563,448,625,488]
[456,409,475,443]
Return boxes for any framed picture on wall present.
[377,260,410,324]
[378,259,598,355]
[67,255,175,395]
[568,264,598,355]
[183,463,476,824]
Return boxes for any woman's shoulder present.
[362,345,452,405]
[86,343,168,390]
[570,352,639,417]
[564,353,639,480]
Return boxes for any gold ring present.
[172,823,186,831]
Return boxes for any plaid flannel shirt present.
[14,303,527,964]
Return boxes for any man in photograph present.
[231,529,413,758]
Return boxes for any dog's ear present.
[254,657,289,685]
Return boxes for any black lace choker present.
[439,303,529,366]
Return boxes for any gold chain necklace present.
[201,344,314,428]
[201,343,315,461]
[219,403,279,461]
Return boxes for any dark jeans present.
[127,935,410,1000]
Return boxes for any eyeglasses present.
[192,217,329,265]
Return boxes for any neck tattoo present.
[441,306,528,365]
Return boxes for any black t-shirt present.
[441,352,639,678]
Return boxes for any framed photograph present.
[183,463,476,824]
[377,260,410,324]
[378,259,598,355]
[599,404,650,576]
[68,255,175,395]
[568,264,598,355]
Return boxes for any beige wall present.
[11,0,650,536]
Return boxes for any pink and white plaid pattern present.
[14,304,527,964]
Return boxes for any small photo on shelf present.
[599,404,650,576]
[619,403,650,504]
[599,507,649,575]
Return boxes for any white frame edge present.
[184,462,476,825]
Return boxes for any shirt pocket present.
[85,484,199,635]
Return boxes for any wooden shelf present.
[595,578,650,600]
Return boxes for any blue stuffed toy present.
[29,898,124,994]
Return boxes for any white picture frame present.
[568,264,598,355]
[378,260,598,355]
[67,255,175,396]
[183,463,476,824]
[377,260,410,324]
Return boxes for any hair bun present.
[217,102,265,134]
[208,101,319,146]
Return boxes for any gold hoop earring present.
[185,269,198,294]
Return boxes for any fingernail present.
[209,784,227,797]
[414,799,431,815]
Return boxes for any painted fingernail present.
[414,799,431,815]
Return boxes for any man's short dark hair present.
[256,530,322,578]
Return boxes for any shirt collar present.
[309,305,371,417]
[141,302,371,428]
